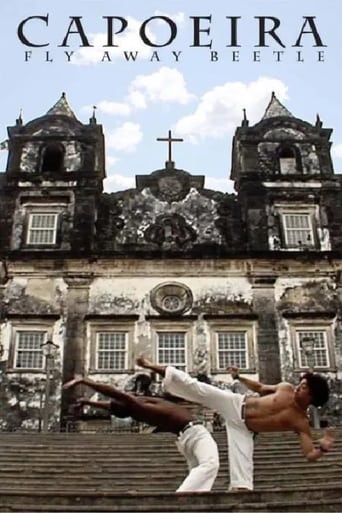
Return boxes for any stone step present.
[0,431,340,512]
[0,431,339,440]
[0,429,339,442]
[1,502,342,513]
[0,433,340,440]
[0,475,340,487]
[0,448,340,458]
[0,456,339,469]
[1,487,342,512]
[0,460,339,468]
[0,464,339,476]
[0,461,339,474]
[1,441,341,450]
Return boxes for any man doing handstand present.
[63,375,219,492]
[136,356,335,491]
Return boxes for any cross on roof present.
[156,130,183,165]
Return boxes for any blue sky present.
[1,0,341,193]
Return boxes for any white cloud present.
[72,17,157,65]
[106,156,120,168]
[81,101,131,117]
[128,67,196,106]
[127,90,147,110]
[175,77,288,141]
[106,122,143,153]
[153,11,186,26]
[95,101,131,116]
[204,176,234,193]
[79,68,194,120]
[332,143,342,159]
[104,174,136,192]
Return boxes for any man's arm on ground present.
[227,366,279,395]
[138,397,165,405]
[77,398,112,410]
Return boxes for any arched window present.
[41,143,65,172]
[278,145,300,175]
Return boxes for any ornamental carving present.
[136,168,204,203]
[157,175,186,202]
[150,282,193,316]
[144,213,197,249]
[96,195,125,243]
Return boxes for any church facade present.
[0,93,341,431]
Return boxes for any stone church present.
[0,92,341,431]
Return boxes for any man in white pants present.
[63,374,219,492]
[136,356,334,492]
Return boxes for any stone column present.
[251,276,281,384]
[61,276,91,425]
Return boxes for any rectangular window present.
[96,332,127,371]
[216,331,248,370]
[27,213,58,245]
[157,332,186,370]
[14,331,46,369]
[282,213,314,249]
[297,331,330,369]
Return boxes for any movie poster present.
[1,0,341,192]
[1,2,342,502]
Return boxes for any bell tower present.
[0,93,105,253]
[230,92,335,252]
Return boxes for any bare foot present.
[136,354,152,368]
[63,374,83,390]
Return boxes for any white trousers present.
[165,366,254,490]
[176,424,219,492]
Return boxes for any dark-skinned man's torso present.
[110,397,193,434]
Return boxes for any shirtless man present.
[136,356,335,491]
[62,375,219,492]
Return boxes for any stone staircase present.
[0,430,341,512]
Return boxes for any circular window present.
[162,295,181,312]
[150,282,193,316]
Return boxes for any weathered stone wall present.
[0,93,341,430]
[0,258,341,429]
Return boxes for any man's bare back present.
[121,396,193,433]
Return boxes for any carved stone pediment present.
[157,175,185,202]
[136,168,204,203]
